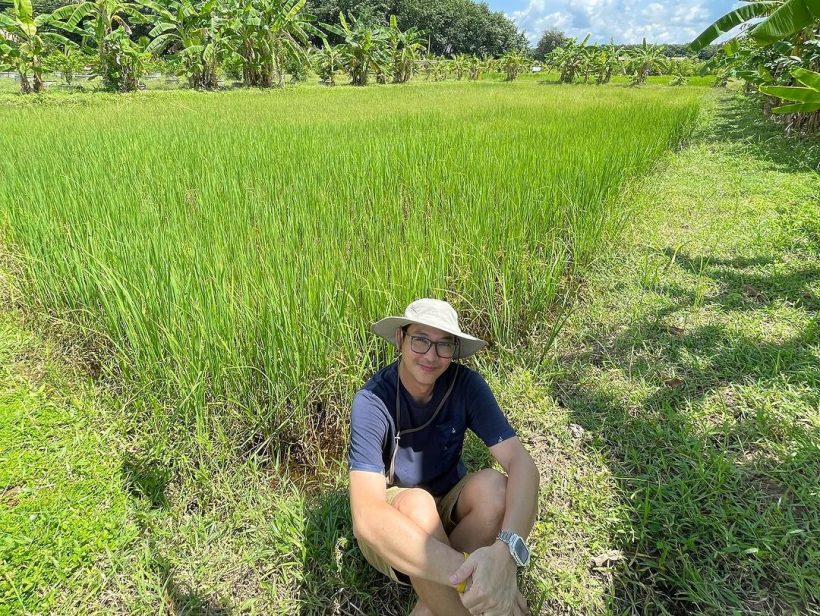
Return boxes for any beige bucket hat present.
[371,298,487,359]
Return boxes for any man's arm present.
[490,436,540,541]
[450,437,539,615]
[349,470,466,586]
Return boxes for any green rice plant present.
[0,81,703,473]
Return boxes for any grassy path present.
[0,90,817,615]
[548,92,819,613]
[0,297,138,612]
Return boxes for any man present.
[348,298,540,616]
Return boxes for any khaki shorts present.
[357,475,470,585]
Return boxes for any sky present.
[486,0,746,45]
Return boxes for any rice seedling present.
[0,80,703,472]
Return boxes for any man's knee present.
[465,469,507,526]
[394,488,442,530]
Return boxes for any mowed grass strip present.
[0,309,138,614]
[0,81,702,472]
[552,92,820,613]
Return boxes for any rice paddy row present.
[0,80,703,471]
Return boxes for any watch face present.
[513,537,530,565]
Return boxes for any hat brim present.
[371,316,487,360]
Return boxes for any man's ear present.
[394,327,403,350]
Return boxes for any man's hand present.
[449,541,527,615]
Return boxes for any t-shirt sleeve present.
[465,371,516,446]
[348,389,390,474]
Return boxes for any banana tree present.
[48,0,145,90]
[386,15,423,84]
[628,38,667,85]
[139,0,221,89]
[499,49,528,81]
[316,39,340,85]
[591,42,621,84]
[219,0,316,88]
[690,0,819,51]
[321,12,388,86]
[547,35,590,83]
[44,42,87,85]
[0,0,73,93]
[451,53,469,80]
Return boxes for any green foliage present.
[48,0,148,91]
[217,0,317,88]
[308,0,525,57]
[140,0,222,89]
[689,0,820,131]
[533,28,568,60]
[386,13,422,83]
[761,66,820,113]
[42,42,89,84]
[322,12,387,85]
[0,0,73,92]
[315,38,341,84]
[498,48,527,81]
[627,38,667,86]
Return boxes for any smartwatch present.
[496,530,531,567]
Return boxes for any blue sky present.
[484,0,746,45]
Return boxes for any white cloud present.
[508,0,744,45]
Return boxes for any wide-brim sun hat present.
[371,298,487,360]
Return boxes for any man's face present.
[398,324,456,388]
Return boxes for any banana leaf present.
[771,101,820,112]
[760,84,820,101]
[750,0,820,45]
[792,66,820,89]
[689,2,779,51]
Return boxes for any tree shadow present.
[703,94,820,173]
[658,247,818,313]
[554,245,819,609]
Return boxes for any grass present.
[0,79,702,477]
[547,92,820,613]
[1,82,817,614]
[0,295,138,613]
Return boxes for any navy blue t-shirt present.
[348,362,516,497]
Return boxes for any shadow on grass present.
[297,488,413,616]
[554,94,820,613]
[122,455,171,510]
[148,553,232,615]
[704,94,820,173]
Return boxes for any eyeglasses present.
[408,335,457,359]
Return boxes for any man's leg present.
[390,488,471,616]
[447,468,508,553]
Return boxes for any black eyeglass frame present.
[407,334,459,359]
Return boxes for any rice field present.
[0,80,702,468]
